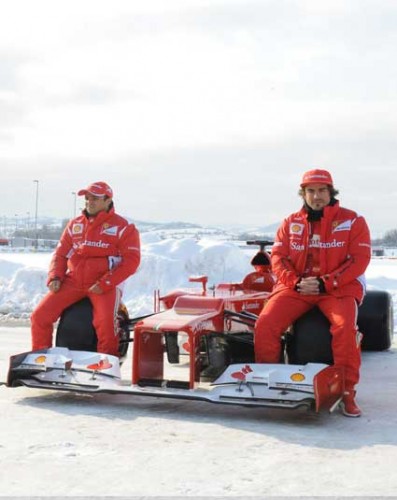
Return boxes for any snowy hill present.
[0,237,254,320]
[0,237,396,334]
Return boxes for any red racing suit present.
[255,201,371,387]
[31,206,141,356]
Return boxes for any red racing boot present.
[341,389,361,417]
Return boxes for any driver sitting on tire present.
[31,181,140,357]
[254,169,371,417]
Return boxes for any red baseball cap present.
[300,169,333,187]
[77,181,113,198]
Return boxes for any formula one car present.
[6,241,394,414]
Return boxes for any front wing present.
[6,348,344,413]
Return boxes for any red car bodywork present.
[133,259,275,389]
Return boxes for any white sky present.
[1,0,397,233]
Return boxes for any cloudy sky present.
[1,0,396,234]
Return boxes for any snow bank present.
[0,238,252,319]
[0,239,396,333]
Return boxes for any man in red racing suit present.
[31,181,140,357]
[255,169,371,417]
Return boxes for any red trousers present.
[31,277,121,356]
[255,289,361,387]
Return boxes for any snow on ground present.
[0,239,397,496]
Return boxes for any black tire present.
[287,290,394,364]
[55,298,97,352]
[358,290,394,351]
[55,298,131,357]
[117,308,130,359]
[287,308,333,365]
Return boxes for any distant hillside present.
[133,220,203,232]
[5,214,281,243]
[132,220,280,241]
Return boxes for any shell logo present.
[290,372,306,382]
[290,222,304,235]
[72,224,83,234]
[35,355,47,364]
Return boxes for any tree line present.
[13,220,68,241]
[372,229,397,247]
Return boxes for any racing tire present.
[55,298,97,352]
[358,290,394,351]
[287,308,333,365]
[286,290,394,364]
[55,298,131,357]
[117,307,130,360]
